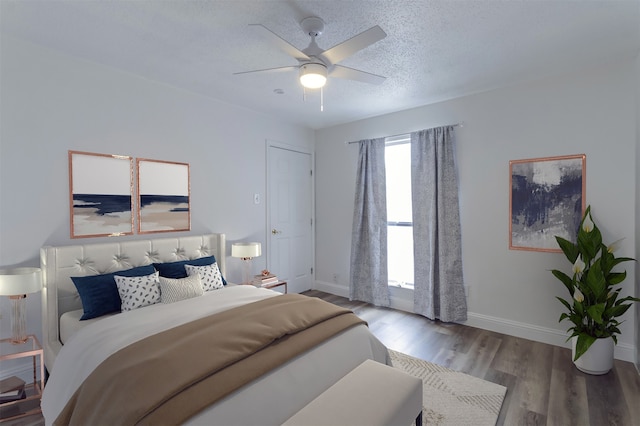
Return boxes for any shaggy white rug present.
[389,350,507,426]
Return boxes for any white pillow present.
[114,271,161,312]
[185,262,224,291]
[159,274,204,304]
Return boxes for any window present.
[385,136,414,288]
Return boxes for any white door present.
[267,144,313,294]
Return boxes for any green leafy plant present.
[552,205,638,361]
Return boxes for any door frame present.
[265,139,315,285]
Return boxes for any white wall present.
[635,49,640,370]
[0,36,314,376]
[315,59,638,362]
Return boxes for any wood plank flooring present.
[303,290,640,426]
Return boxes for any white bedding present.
[42,285,388,425]
[59,309,117,344]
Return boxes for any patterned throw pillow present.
[114,271,161,312]
[159,275,204,304]
[185,263,224,291]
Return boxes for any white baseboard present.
[313,281,415,312]
[313,280,636,363]
[314,281,349,298]
[0,363,40,384]
[464,312,636,363]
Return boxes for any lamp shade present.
[231,242,262,259]
[299,63,327,89]
[0,267,42,296]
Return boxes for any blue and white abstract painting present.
[70,151,133,238]
[510,155,585,252]
[137,159,190,233]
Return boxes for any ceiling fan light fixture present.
[299,63,327,89]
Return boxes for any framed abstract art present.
[509,154,586,252]
[69,150,134,238]
[137,158,190,234]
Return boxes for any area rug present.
[389,349,506,426]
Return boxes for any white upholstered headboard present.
[40,233,226,372]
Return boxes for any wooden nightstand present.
[0,335,44,422]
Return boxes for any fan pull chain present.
[320,86,324,112]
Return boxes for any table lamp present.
[231,242,261,284]
[0,267,42,344]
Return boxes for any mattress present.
[59,309,117,344]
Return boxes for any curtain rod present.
[344,122,464,144]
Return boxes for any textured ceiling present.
[2,1,639,129]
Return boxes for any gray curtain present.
[411,126,467,322]
[349,138,390,307]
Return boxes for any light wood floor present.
[304,290,640,426]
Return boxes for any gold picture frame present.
[136,158,190,234]
[509,154,586,252]
[68,150,134,238]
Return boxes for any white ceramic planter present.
[571,336,614,375]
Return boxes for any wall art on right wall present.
[509,154,586,252]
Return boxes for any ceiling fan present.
[234,17,387,90]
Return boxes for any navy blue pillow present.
[72,264,156,320]
[153,256,227,285]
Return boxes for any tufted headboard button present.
[174,248,187,260]
[75,258,98,274]
[146,251,160,263]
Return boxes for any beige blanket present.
[55,294,366,425]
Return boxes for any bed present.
[40,233,388,425]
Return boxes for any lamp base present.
[241,258,253,285]
[9,295,28,344]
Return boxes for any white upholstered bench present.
[282,359,423,426]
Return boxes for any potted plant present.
[551,206,638,375]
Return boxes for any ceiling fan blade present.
[233,65,298,76]
[249,24,310,61]
[320,25,386,65]
[329,65,386,85]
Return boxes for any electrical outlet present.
[253,193,260,204]
[332,273,339,283]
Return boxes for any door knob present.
[271,229,282,235]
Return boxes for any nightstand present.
[260,280,287,293]
[0,335,44,422]
[240,280,288,293]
